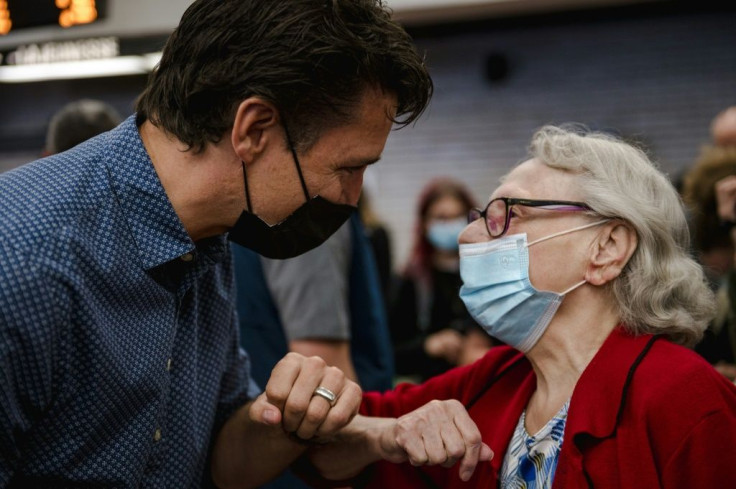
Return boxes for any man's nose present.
[343,171,365,206]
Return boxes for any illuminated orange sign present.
[0,1,104,35]
[0,1,11,36]
[56,0,98,28]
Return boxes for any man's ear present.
[585,221,638,286]
[231,98,280,164]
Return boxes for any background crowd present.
[1,1,734,488]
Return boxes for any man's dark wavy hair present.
[136,0,433,153]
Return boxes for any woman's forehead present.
[491,159,578,200]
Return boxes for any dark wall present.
[0,75,147,171]
[372,5,736,267]
[1,4,734,268]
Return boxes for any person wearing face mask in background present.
[231,208,394,489]
[389,178,496,383]
[296,125,736,489]
[358,190,393,310]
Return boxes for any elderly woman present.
[303,125,736,488]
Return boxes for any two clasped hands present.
[249,352,493,482]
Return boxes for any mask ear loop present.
[241,161,253,212]
[527,219,611,247]
[527,218,611,295]
[281,120,311,202]
[560,279,587,295]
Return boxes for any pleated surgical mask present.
[458,220,608,352]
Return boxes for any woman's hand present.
[305,399,492,482]
[378,399,493,481]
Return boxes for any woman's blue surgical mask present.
[427,217,467,251]
[458,220,608,352]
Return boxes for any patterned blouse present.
[500,400,570,489]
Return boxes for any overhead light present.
[0,52,161,83]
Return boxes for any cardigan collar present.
[565,327,658,440]
[482,327,659,479]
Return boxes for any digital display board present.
[1,0,108,36]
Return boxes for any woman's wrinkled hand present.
[378,399,493,481]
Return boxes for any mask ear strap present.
[282,120,310,201]
[527,219,611,247]
[560,279,586,295]
[242,161,253,212]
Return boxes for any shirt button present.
[154,428,162,442]
[181,253,194,262]
[166,358,172,371]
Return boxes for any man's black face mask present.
[228,127,356,259]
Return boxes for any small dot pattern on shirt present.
[0,115,261,488]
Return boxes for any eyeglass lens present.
[486,199,507,237]
[468,200,508,237]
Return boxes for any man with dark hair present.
[0,1,432,488]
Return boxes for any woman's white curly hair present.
[529,124,715,346]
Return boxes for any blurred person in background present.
[683,146,736,381]
[358,190,393,308]
[681,105,736,381]
[300,124,736,489]
[0,0,432,487]
[711,105,736,146]
[681,147,736,287]
[232,212,393,489]
[709,169,736,381]
[389,178,495,382]
[43,99,122,155]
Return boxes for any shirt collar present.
[149,235,230,294]
[565,327,658,440]
[104,115,195,270]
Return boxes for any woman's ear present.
[231,98,280,164]
[585,221,638,286]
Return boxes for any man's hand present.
[249,352,362,440]
[377,399,493,482]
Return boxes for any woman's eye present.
[509,209,517,219]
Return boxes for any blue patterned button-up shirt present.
[0,115,261,488]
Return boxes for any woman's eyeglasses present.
[468,197,592,238]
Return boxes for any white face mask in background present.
[458,220,608,352]
[426,217,467,251]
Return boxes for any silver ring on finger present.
[312,386,337,407]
